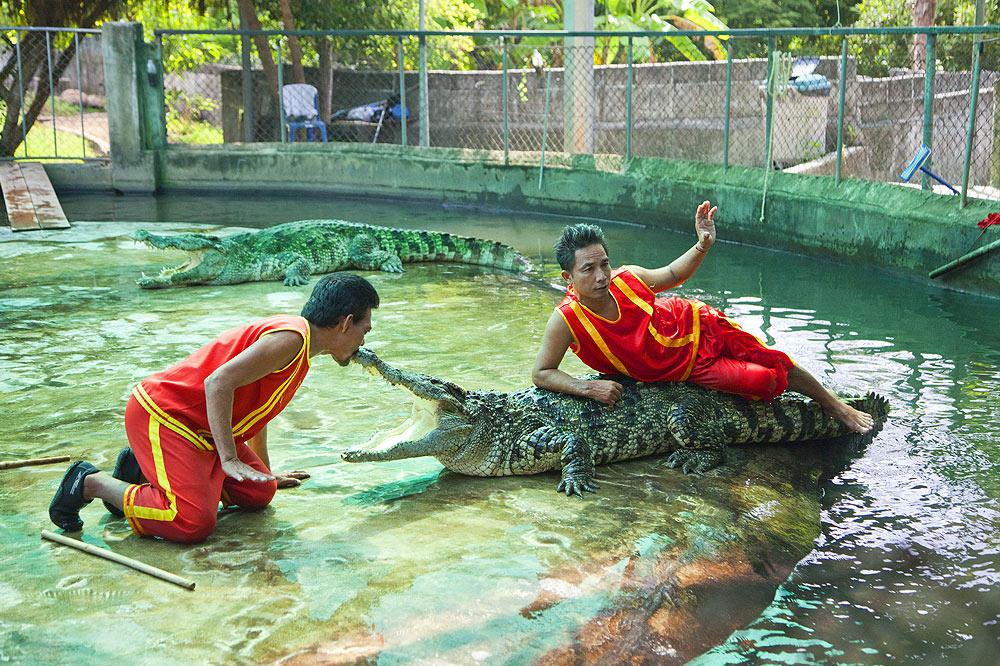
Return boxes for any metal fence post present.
[240,30,254,142]
[75,32,86,157]
[626,36,633,161]
[723,37,732,171]
[398,37,408,147]
[276,39,285,142]
[763,36,775,169]
[418,33,429,147]
[501,36,509,164]
[15,30,27,157]
[836,37,848,183]
[960,36,983,207]
[46,31,57,157]
[921,33,936,191]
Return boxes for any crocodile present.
[342,348,889,495]
[131,219,533,288]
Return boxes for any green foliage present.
[125,0,238,72]
[854,0,998,76]
[594,0,730,64]
[165,89,223,143]
[852,0,916,75]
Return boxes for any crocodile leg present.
[349,234,404,273]
[557,432,598,497]
[663,396,726,473]
[272,252,312,287]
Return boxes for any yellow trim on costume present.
[556,308,582,352]
[613,276,653,316]
[567,301,630,375]
[232,344,307,437]
[678,302,702,381]
[259,323,311,373]
[123,485,143,534]
[123,417,179,523]
[613,275,698,350]
[133,385,213,451]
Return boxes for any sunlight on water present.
[1,194,999,663]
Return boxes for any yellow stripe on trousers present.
[123,415,178,524]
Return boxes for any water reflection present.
[3,197,1000,662]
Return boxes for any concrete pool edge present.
[43,143,1000,298]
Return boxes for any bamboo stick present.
[41,530,196,591]
[0,455,71,470]
[929,235,1000,279]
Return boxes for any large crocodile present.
[342,348,889,495]
[131,219,532,288]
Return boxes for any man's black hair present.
[554,223,608,272]
[300,272,379,327]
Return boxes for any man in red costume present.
[532,201,874,435]
[49,272,379,543]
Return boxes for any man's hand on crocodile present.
[584,379,623,407]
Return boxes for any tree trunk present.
[278,0,306,84]
[318,38,333,122]
[0,32,79,157]
[911,0,937,71]
[236,0,279,101]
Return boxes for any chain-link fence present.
[0,27,105,160]
[156,27,999,200]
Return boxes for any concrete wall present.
[150,142,1000,297]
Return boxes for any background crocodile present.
[131,219,533,288]
[342,348,889,495]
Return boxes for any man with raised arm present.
[532,201,874,434]
[49,272,379,543]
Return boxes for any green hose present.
[761,51,793,223]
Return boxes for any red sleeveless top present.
[132,315,311,450]
[557,268,701,382]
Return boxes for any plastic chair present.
[282,83,327,143]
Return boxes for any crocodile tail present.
[381,228,533,274]
[758,391,890,443]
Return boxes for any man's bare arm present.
[630,200,717,292]
[204,330,303,483]
[532,310,623,406]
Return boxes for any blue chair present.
[282,83,327,143]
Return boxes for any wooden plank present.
[20,162,70,229]
[0,161,40,231]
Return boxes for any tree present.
[911,0,936,70]
[0,0,121,156]
[854,0,997,76]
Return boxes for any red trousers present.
[687,303,794,401]
[120,395,277,544]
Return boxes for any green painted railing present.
[148,25,1000,204]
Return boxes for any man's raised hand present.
[695,200,717,252]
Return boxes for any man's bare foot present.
[827,398,874,434]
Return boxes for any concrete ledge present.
[44,162,113,192]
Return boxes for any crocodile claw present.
[556,477,598,497]
[664,449,723,474]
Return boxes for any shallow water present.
[1,191,998,663]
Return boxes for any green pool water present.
[1,191,998,664]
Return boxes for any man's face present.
[333,308,373,366]
[564,244,611,300]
